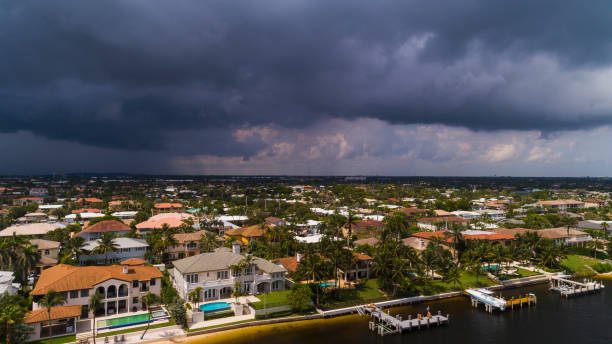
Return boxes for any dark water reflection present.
[190,280,611,344]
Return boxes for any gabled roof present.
[31,264,162,295]
[274,257,298,273]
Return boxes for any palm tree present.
[38,290,66,344]
[600,221,609,239]
[88,292,103,344]
[60,236,86,264]
[0,296,26,344]
[298,254,324,307]
[444,265,462,289]
[232,282,242,304]
[344,211,357,245]
[446,223,463,260]
[198,232,219,253]
[140,292,160,340]
[189,287,203,310]
[92,232,119,265]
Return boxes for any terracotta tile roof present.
[76,198,103,203]
[226,225,266,238]
[24,305,82,324]
[353,252,373,261]
[78,220,130,234]
[120,258,147,266]
[72,208,102,214]
[412,231,452,242]
[31,264,162,295]
[274,256,298,273]
[154,203,183,209]
[173,230,208,244]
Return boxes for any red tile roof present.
[78,220,130,234]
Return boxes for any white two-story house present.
[171,244,286,302]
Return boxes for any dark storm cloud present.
[2,0,612,152]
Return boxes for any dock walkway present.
[550,277,604,297]
[362,306,449,336]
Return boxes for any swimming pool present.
[199,302,231,313]
[319,282,338,287]
[97,310,167,330]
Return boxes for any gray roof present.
[173,247,286,274]
[83,237,148,251]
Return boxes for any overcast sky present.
[2,0,612,176]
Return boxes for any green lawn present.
[319,278,387,310]
[251,290,291,309]
[424,270,495,295]
[560,254,601,276]
[498,267,541,281]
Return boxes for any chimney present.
[123,265,128,274]
[232,242,241,254]
[296,253,303,262]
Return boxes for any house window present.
[216,271,228,280]
[70,290,79,299]
[80,289,89,298]
[133,280,139,288]
[150,278,156,286]
[133,297,139,304]
[44,250,50,255]
[186,274,198,283]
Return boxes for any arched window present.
[96,287,105,298]
[107,285,117,299]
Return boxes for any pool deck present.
[96,308,170,334]
[188,296,259,330]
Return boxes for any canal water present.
[188,279,611,344]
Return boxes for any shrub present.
[167,300,187,327]
[204,310,235,320]
[592,263,612,273]
[254,309,293,320]
[287,283,312,312]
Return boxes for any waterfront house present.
[27,263,162,341]
[79,237,149,265]
[171,244,286,301]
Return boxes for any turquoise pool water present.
[319,282,338,287]
[97,310,167,329]
[199,302,231,313]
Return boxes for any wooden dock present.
[550,277,604,298]
[361,306,449,336]
[465,288,536,313]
